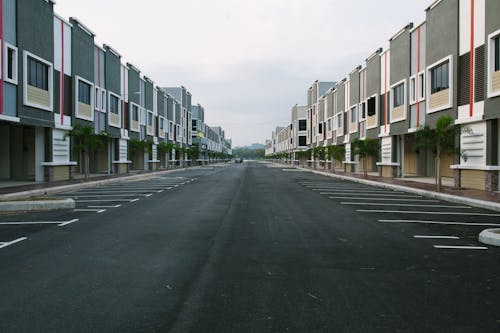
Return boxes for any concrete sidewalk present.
[284,163,500,212]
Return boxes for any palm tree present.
[352,138,379,177]
[415,115,463,192]
[157,141,175,168]
[327,145,345,173]
[68,124,109,180]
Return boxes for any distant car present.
[235,157,243,163]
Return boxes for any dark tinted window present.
[298,120,307,131]
[78,80,91,105]
[28,57,48,90]
[393,83,404,107]
[431,61,449,94]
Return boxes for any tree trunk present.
[84,150,90,180]
[364,157,368,178]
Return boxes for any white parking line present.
[323,193,420,198]
[0,237,28,249]
[330,197,440,202]
[63,193,153,197]
[88,205,121,208]
[342,202,471,209]
[433,245,488,250]
[76,199,139,202]
[312,189,398,193]
[414,235,460,239]
[74,209,106,213]
[58,219,80,227]
[379,219,500,227]
[359,210,500,217]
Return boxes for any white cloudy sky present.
[55,0,430,147]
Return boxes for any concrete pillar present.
[35,127,45,182]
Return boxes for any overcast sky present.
[55,0,430,147]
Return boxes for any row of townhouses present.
[0,0,231,183]
[266,0,500,192]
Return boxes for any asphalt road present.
[0,162,499,332]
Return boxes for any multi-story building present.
[290,104,308,161]
[266,0,500,192]
[0,0,230,184]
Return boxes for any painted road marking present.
[313,189,401,193]
[379,220,500,227]
[62,193,153,197]
[0,219,79,226]
[330,197,440,202]
[359,210,500,217]
[0,237,28,249]
[75,199,139,202]
[324,193,420,198]
[58,219,80,227]
[341,202,471,209]
[433,245,488,250]
[74,209,106,213]
[414,235,460,239]
[88,205,121,208]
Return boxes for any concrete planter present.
[0,199,75,212]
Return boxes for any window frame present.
[392,82,405,108]
[74,76,95,121]
[129,102,140,132]
[108,92,121,115]
[430,61,449,94]
[426,54,453,113]
[487,29,500,98]
[23,51,54,112]
[4,42,18,85]
[78,80,91,105]
[298,119,307,131]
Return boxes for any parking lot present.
[0,167,222,252]
[295,176,500,251]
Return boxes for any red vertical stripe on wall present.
[97,50,101,131]
[384,53,387,133]
[61,20,65,125]
[416,26,421,127]
[122,68,126,130]
[469,0,475,117]
[0,0,4,115]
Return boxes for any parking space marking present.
[433,245,488,250]
[312,189,399,193]
[0,219,79,227]
[74,209,106,213]
[341,202,471,209]
[323,193,421,198]
[0,237,28,249]
[75,199,139,202]
[61,193,153,197]
[359,210,500,217]
[414,235,460,239]
[87,205,121,208]
[379,220,500,227]
[329,197,440,202]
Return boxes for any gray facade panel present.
[128,69,140,105]
[485,0,500,119]
[145,80,153,110]
[425,0,458,126]
[105,51,120,95]
[3,0,16,44]
[366,54,381,97]
[349,71,360,106]
[390,29,411,85]
[337,84,345,112]
[157,91,165,118]
[71,26,94,81]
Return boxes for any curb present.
[292,166,500,213]
[0,198,75,212]
[479,229,500,247]
[0,165,208,201]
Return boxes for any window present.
[494,36,500,71]
[350,106,357,123]
[160,118,164,130]
[393,83,404,107]
[78,80,91,105]
[4,44,18,84]
[337,113,343,127]
[140,109,146,125]
[410,77,416,103]
[109,94,119,114]
[318,123,323,134]
[298,119,307,131]
[360,103,366,119]
[27,56,48,90]
[431,61,449,94]
[367,97,376,117]
[298,136,307,146]
[131,105,139,121]
[101,90,106,112]
[418,72,425,100]
[147,112,153,126]
[328,118,332,131]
